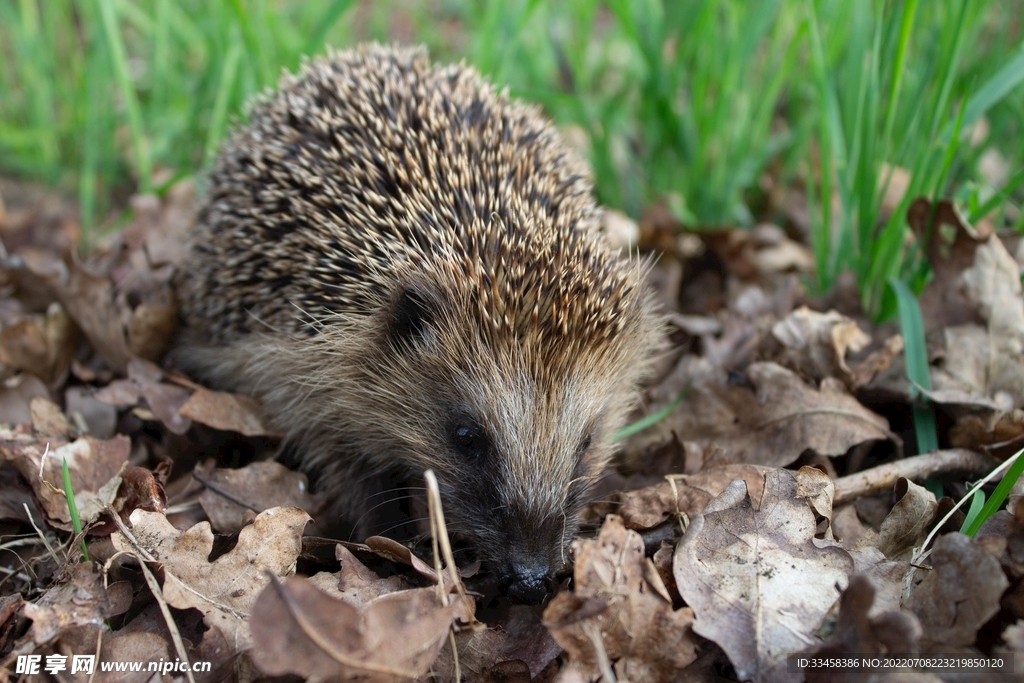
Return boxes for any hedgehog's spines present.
[175,44,663,602]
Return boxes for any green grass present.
[1,0,1022,294]
[803,0,1024,317]
[889,277,938,455]
[61,456,89,562]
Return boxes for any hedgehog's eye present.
[577,434,592,460]
[451,424,489,459]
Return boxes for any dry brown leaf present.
[795,465,836,538]
[637,360,893,469]
[806,574,922,683]
[0,373,50,426]
[848,334,905,390]
[0,303,77,387]
[139,379,192,434]
[249,574,455,682]
[873,479,938,560]
[111,506,311,651]
[615,464,770,530]
[94,465,167,535]
[432,626,511,683]
[544,515,697,682]
[122,180,195,268]
[763,307,870,388]
[178,387,271,436]
[65,385,118,439]
[93,378,142,408]
[365,535,448,585]
[29,397,72,438]
[908,198,989,331]
[127,302,177,361]
[906,533,1008,646]
[0,427,129,527]
[674,469,854,683]
[21,564,126,645]
[47,258,134,374]
[496,605,564,679]
[309,543,412,606]
[197,460,319,533]
[906,197,1024,448]
[94,631,172,683]
[0,593,24,654]
[847,547,911,619]
[960,227,1024,402]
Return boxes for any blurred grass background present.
[1,0,1022,317]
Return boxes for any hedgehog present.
[172,44,662,604]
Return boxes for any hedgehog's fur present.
[173,44,662,603]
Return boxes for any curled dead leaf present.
[906,533,1008,646]
[674,469,854,683]
[250,574,455,682]
[0,427,129,528]
[543,515,697,682]
[178,387,272,436]
[111,506,311,650]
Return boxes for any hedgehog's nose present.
[507,562,552,604]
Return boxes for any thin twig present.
[106,508,195,683]
[833,449,998,505]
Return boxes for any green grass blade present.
[62,456,89,561]
[932,87,969,200]
[969,165,1024,223]
[203,33,243,170]
[964,448,1024,536]
[889,277,938,453]
[943,44,1024,138]
[303,0,355,55]
[959,488,986,534]
[614,383,690,441]
[96,0,151,192]
[879,0,918,162]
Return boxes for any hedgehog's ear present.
[388,284,439,352]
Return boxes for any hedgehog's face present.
[378,278,657,604]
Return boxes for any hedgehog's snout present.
[503,560,555,605]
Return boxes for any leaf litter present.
[0,176,1022,683]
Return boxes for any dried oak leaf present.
[29,396,73,438]
[0,302,77,387]
[543,515,697,682]
[196,460,320,533]
[905,533,1008,646]
[111,506,311,651]
[0,426,129,528]
[178,387,272,436]
[249,574,455,682]
[615,464,769,530]
[873,479,938,560]
[674,468,854,683]
[65,385,118,439]
[21,564,131,645]
[907,198,1024,449]
[92,464,167,535]
[908,198,990,331]
[0,373,50,426]
[806,574,922,683]
[637,360,894,469]
[762,307,870,389]
[138,376,192,434]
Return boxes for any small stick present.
[105,508,195,683]
[833,449,998,505]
